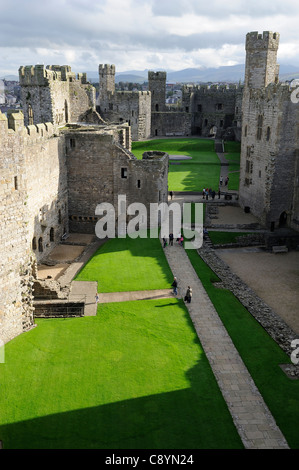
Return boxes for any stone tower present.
[148,71,166,112]
[239,31,299,231]
[244,31,280,89]
[19,65,96,126]
[99,64,116,111]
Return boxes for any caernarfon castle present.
[0,31,298,344]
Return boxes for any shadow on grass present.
[0,363,243,450]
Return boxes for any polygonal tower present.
[99,64,115,108]
[148,71,166,113]
[244,31,280,89]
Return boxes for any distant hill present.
[86,63,299,84]
[2,64,299,85]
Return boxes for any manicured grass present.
[224,141,240,191]
[208,231,253,245]
[186,249,299,449]
[0,299,243,449]
[132,138,221,192]
[75,235,173,292]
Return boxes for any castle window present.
[266,126,271,141]
[132,110,134,117]
[155,104,159,112]
[216,103,223,111]
[121,168,127,179]
[244,125,248,137]
[197,104,202,112]
[220,120,224,128]
[204,119,208,127]
[257,115,263,140]
[70,138,76,148]
[64,100,69,123]
[38,237,43,253]
[185,107,189,113]
[32,237,37,250]
[50,227,54,242]
[14,176,18,190]
[28,104,34,126]
[58,209,62,224]
[109,103,113,110]
[137,179,141,189]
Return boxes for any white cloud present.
[0,0,298,76]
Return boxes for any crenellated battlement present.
[99,64,116,75]
[0,110,57,141]
[19,64,89,86]
[148,71,167,80]
[246,31,280,51]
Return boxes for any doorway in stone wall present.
[279,211,288,228]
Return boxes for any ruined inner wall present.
[65,125,168,234]
[185,84,242,138]
[151,112,191,137]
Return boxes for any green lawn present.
[186,249,299,449]
[224,141,241,191]
[75,235,173,292]
[0,234,243,449]
[132,138,221,192]
[208,231,253,245]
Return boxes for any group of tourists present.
[163,233,184,248]
[171,277,192,303]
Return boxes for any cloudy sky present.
[0,0,298,76]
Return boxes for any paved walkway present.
[162,238,289,449]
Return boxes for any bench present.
[272,245,288,253]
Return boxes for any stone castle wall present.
[66,125,168,234]
[239,31,299,231]
[19,65,96,127]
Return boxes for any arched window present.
[155,104,159,112]
[50,227,54,242]
[266,126,271,141]
[32,237,37,250]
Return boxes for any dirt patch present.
[217,249,299,335]
[37,264,69,280]
[48,245,86,262]
[213,205,259,225]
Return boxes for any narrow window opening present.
[121,168,127,179]
[32,237,37,250]
[14,176,18,190]
[38,237,43,253]
[50,227,54,242]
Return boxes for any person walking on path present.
[169,191,173,200]
[95,293,100,304]
[163,237,168,248]
[169,233,174,246]
[172,277,178,295]
[185,286,192,303]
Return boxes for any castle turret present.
[148,71,166,112]
[99,64,115,105]
[244,31,280,89]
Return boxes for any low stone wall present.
[198,244,299,378]
[34,301,84,318]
